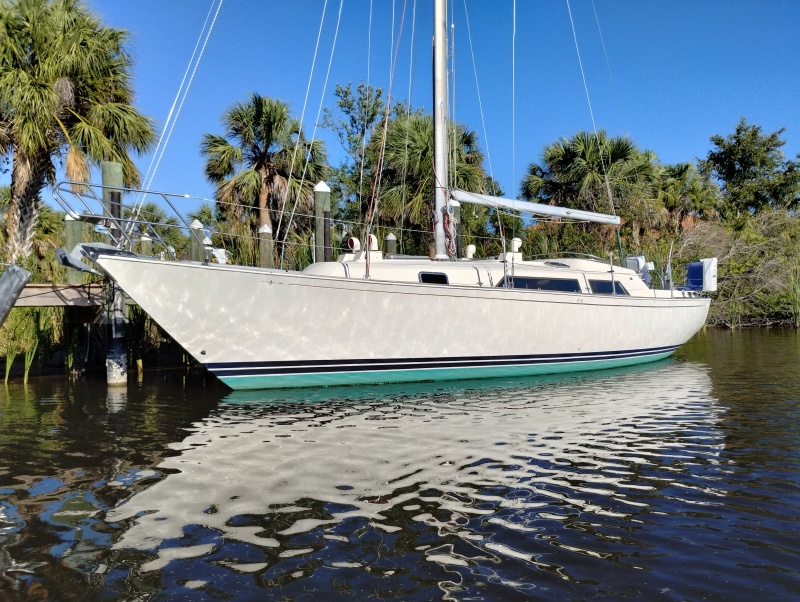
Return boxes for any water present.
[1,330,798,601]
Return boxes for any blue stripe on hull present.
[213,348,677,390]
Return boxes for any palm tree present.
[369,113,485,255]
[124,201,187,257]
[656,163,720,235]
[521,130,665,250]
[0,0,156,263]
[200,94,327,267]
[521,130,657,215]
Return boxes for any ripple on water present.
[92,364,724,596]
[2,344,800,600]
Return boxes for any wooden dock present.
[15,283,105,307]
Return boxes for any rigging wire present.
[591,0,630,261]
[565,0,615,216]
[449,11,455,184]
[280,0,345,269]
[511,0,516,193]
[127,0,223,234]
[462,0,493,183]
[398,0,418,255]
[356,0,375,225]
[275,0,331,253]
[591,0,627,132]
[363,0,409,275]
[446,6,458,258]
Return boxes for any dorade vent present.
[589,280,629,296]
[544,261,570,268]
[498,277,582,293]
[419,272,449,285]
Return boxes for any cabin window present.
[588,280,629,295]
[497,276,582,293]
[419,272,449,285]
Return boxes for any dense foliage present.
[200,93,327,267]
[0,0,155,263]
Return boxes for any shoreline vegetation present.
[1,0,799,382]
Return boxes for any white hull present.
[90,251,710,389]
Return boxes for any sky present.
[26,0,800,207]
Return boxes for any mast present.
[433,0,449,259]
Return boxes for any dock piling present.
[314,181,331,262]
[102,162,127,386]
[259,224,273,268]
[190,220,204,262]
[385,233,397,256]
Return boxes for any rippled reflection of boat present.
[106,361,721,571]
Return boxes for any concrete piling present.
[101,162,127,386]
[139,234,152,257]
[385,233,397,256]
[64,215,84,285]
[314,181,331,262]
[190,220,204,262]
[259,224,274,268]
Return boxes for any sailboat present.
[58,0,715,390]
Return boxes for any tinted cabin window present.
[497,277,581,293]
[419,272,449,285]
[589,280,629,295]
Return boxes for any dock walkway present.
[15,283,105,307]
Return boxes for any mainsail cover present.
[450,189,621,226]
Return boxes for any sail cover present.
[450,189,621,226]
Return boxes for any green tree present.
[1,185,66,283]
[681,210,800,327]
[322,82,400,228]
[369,113,485,256]
[0,0,156,263]
[200,93,327,266]
[124,201,187,257]
[188,202,259,266]
[521,131,657,215]
[655,163,720,236]
[322,82,384,166]
[699,117,800,219]
[521,131,660,253]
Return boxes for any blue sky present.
[59,0,800,204]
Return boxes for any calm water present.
[1,330,798,601]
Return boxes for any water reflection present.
[2,337,799,601]
[0,373,220,599]
[101,362,729,599]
